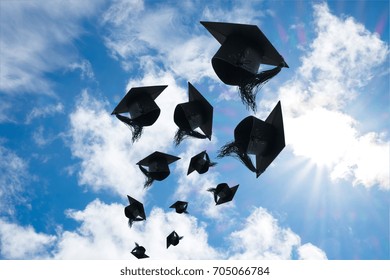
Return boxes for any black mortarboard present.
[166,231,183,248]
[112,85,167,142]
[124,195,146,227]
[137,151,180,187]
[173,82,213,146]
[169,201,188,214]
[217,101,285,177]
[187,150,217,175]
[208,183,239,205]
[131,243,149,259]
[201,21,288,111]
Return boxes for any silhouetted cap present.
[131,243,149,259]
[112,85,167,141]
[217,101,285,177]
[187,150,217,175]
[201,21,288,111]
[166,231,183,248]
[124,195,146,227]
[173,82,213,145]
[169,201,188,214]
[137,151,180,187]
[208,183,239,205]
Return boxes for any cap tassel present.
[174,128,208,146]
[207,187,218,203]
[115,114,143,142]
[138,165,154,188]
[207,187,216,193]
[238,65,282,112]
[217,141,257,173]
[205,153,218,167]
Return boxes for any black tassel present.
[128,219,134,228]
[207,188,218,204]
[138,165,154,188]
[174,128,208,146]
[207,187,216,193]
[238,65,282,112]
[217,141,257,173]
[205,153,217,168]
[115,114,144,142]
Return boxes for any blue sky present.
[0,0,388,260]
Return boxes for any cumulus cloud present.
[228,208,327,260]
[68,68,186,199]
[0,219,56,259]
[260,3,389,190]
[298,243,327,260]
[0,200,326,260]
[54,200,220,259]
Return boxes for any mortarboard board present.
[112,85,167,142]
[201,21,288,112]
[166,231,183,248]
[187,150,217,175]
[173,82,213,146]
[217,101,285,177]
[208,183,239,205]
[124,195,146,227]
[131,243,149,259]
[137,151,180,187]
[169,201,188,214]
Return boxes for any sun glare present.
[286,108,357,168]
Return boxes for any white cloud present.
[32,126,60,147]
[101,0,144,27]
[0,102,14,123]
[228,207,327,260]
[101,0,264,82]
[68,59,95,80]
[25,103,64,124]
[68,68,186,199]
[0,219,56,259]
[0,145,31,216]
[0,200,326,260]
[201,1,264,24]
[0,0,105,94]
[172,138,242,229]
[260,3,389,190]
[330,131,389,189]
[53,199,220,259]
[68,90,146,199]
[298,243,327,260]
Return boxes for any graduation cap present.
[201,21,288,112]
[137,151,180,187]
[208,183,239,205]
[173,82,213,146]
[187,150,217,175]
[169,201,188,214]
[131,243,149,259]
[124,195,146,227]
[166,231,183,248]
[217,101,285,177]
[111,85,167,142]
